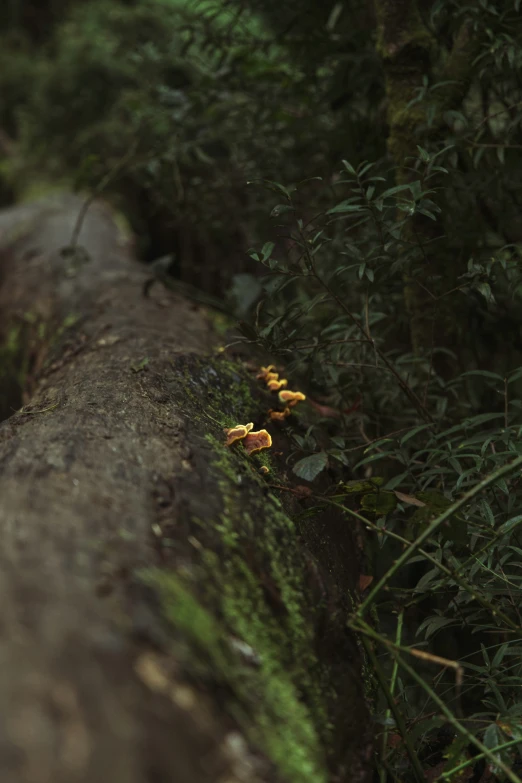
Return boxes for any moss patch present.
[136,353,367,782]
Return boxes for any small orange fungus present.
[278,390,306,408]
[243,429,272,456]
[259,465,270,475]
[224,422,254,447]
[268,408,292,422]
[256,365,276,380]
[266,378,288,391]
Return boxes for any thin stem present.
[380,611,404,783]
[342,427,420,453]
[354,618,461,674]
[361,636,425,783]
[440,737,522,780]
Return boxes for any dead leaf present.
[308,398,341,418]
[308,395,361,418]
[294,485,313,499]
[393,490,426,507]
[358,574,374,591]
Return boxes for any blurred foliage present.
[2,0,522,780]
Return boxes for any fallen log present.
[0,194,372,783]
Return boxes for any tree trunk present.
[0,194,372,783]
[374,0,478,358]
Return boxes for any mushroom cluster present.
[257,365,306,421]
[223,364,306,471]
[224,422,272,455]
[256,365,288,392]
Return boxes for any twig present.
[69,136,139,250]
[361,635,425,783]
[380,610,404,783]
[467,141,522,150]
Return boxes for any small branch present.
[69,136,139,250]
[361,635,426,783]
[467,140,522,151]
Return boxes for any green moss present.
[144,545,328,783]
[141,363,337,780]
[205,309,234,336]
[135,353,369,779]
[177,355,263,429]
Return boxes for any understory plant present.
[243,151,522,781]
[2,0,522,779]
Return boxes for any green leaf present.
[293,451,328,482]
[326,202,364,215]
[478,498,495,526]
[461,370,504,381]
[383,472,409,490]
[353,452,391,469]
[400,424,433,445]
[261,242,275,261]
[360,492,397,515]
[508,367,522,384]
[341,159,356,175]
[498,515,522,535]
[484,722,502,750]
[270,204,295,218]
[417,615,455,638]
[379,184,412,200]
[339,478,384,494]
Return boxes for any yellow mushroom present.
[278,390,306,408]
[266,378,288,391]
[268,408,292,422]
[243,429,272,456]
[224,422,254,447]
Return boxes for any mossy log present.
[0,195,372,783]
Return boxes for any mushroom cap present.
[224,422,254,447]
[243,429,272,455]
[259,465,270,475]
[256,365,276,380]
[278,390,306,407]
[266,378,288,391]
[268,408,292,421]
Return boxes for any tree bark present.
[0,194,372,783]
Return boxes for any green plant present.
[243,141,522,778]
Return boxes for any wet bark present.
[0,194,372,783]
